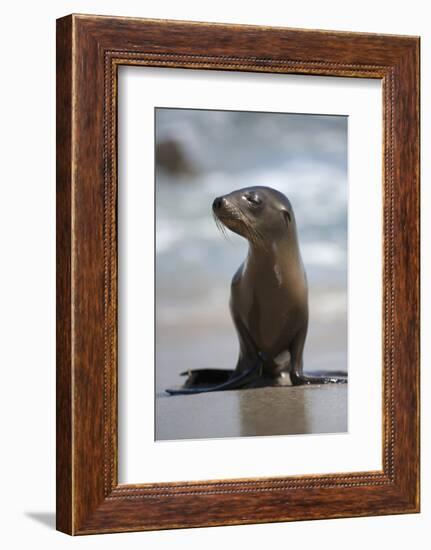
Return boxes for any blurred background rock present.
[155,138,198,176]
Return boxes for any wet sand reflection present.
[156,385,347,441]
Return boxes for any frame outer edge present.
[392,39,420,510]
[56,14,74,535]
[56,14,421,535]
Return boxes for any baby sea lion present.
[166,186,347,395]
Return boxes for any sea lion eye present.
[282,210,292,226]
[244,192,262,206]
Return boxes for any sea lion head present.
[212,186,295,245]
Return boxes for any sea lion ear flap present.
[282,209,292,228]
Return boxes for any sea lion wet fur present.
[166,186,347,395]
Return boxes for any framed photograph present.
[56,14,420,534]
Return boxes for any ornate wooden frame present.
[56,14,420,535]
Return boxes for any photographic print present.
[155,107,348,440]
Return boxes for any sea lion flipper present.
[180,368,234,386]
[165,310,263,396]
[289,328,347,384]
[291,372,348,385]
[165,361,261,395]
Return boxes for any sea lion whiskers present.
[212,211,230,241]
[233,202,267,250]
[214,202,247,243]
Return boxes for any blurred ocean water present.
[155,108,347,392]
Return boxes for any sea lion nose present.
[213,196,226,211]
